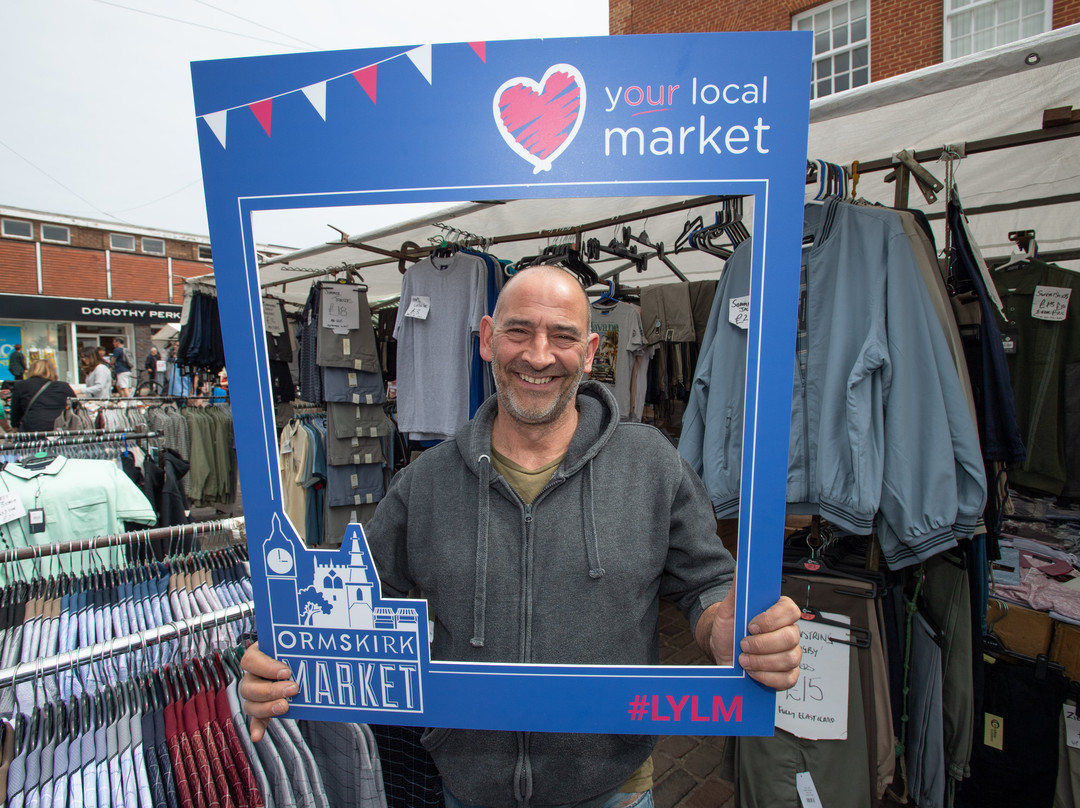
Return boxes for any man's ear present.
[479,316,495,362]
[582,331,600,374]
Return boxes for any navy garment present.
[298,285,323,406]
[947,197,1025,465]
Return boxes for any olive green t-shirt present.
[488,447,653,794]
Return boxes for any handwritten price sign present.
[322,285,361,333]
[775,611,850,740]
[1032,285,1071,322]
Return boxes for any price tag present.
[796,772,822,808]
[1065,705,1080,750]
[350,473,359,488]
[0,492,27,525]
[262,297,286,335]
[405,295,431,320]
[1032,285,1071,322]
[348,372,358,387]
[28,508,46,534]
[984,712,1004,750]
[1001,335,1016,354]
[775,611,850,740]
[322,285,361,334]
[156,360,167,373]
[728,295,750,330]
[281,439,293,454]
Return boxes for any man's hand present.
[695,587,802,691]
[239,642,299,742]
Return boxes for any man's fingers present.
[746,595,801,637]
[241,641,294,681]
[239,640,297,736]
[746,667,801,691]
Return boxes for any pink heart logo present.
[493,64,586,174]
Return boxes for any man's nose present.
[521,334,554,367]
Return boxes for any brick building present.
[611,0,1080,98]
[0,205,286,386]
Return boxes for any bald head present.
[492,265,590,332]
[480,264,599,429]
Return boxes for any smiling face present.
[480,266,599,428]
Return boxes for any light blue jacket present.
[679,199,986,569]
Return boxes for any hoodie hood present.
[454,380,620,649]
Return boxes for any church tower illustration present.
[309,530,376,628]
[263,514,300,624]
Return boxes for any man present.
[8,344,26,380]
[111,336,133,397]
[145,345,160,383]
[242,266,801,808]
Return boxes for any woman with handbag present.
[10,359,76,432]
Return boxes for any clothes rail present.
[0,601,255,690]
[72,395,226,403]
[0,431,160,451]
[1,428,155,441]
[0,516,245,563]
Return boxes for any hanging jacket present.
[365,380,733,808]
[680,199,986,569]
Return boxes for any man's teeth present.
[518,373,552,384]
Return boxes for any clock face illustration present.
[267,547,294,574]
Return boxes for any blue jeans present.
[443,787,654,808]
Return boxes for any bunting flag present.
[203,110,228,148]
[406,45,432,84]
[196,42,471,148]
[250,99,273,136]
[353,64,377,104]
[301,82,328,120]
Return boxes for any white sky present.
[1,0,609,250]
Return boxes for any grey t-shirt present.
[589,300,646,419]
[393,252,487,439]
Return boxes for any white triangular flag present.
[406,45,432,84]
[301,82,327,120]
[203,110,228,148]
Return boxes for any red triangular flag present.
[353,65,377,103]
[469,42,486,63]
[249,98,273,136]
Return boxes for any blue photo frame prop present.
[192,31,811,736]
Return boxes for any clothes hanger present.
[797,579,872,649]
[993,229,1037,272]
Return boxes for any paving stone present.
[679,778,734,808]
[658,734,699,759]
[682,744,723,778]
[654,768,697,808]
[652,750,676,778]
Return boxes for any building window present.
[142,237,165,256]
[794,0,870,99]
[41,224,70,244]
[945,0,1052,60]
[1,219,33,240]
[109,233,136,252]
[197,245,213,261]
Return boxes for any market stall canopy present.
[254,25,1080,306]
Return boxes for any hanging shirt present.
[0,457,157,583]
[394,252,487,440]
[588,300,646,420]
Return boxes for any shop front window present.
[0,320,72,382]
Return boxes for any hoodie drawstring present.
[472,453,492,647]
[582,461,605,579]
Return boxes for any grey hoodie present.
[366,381,733,808]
